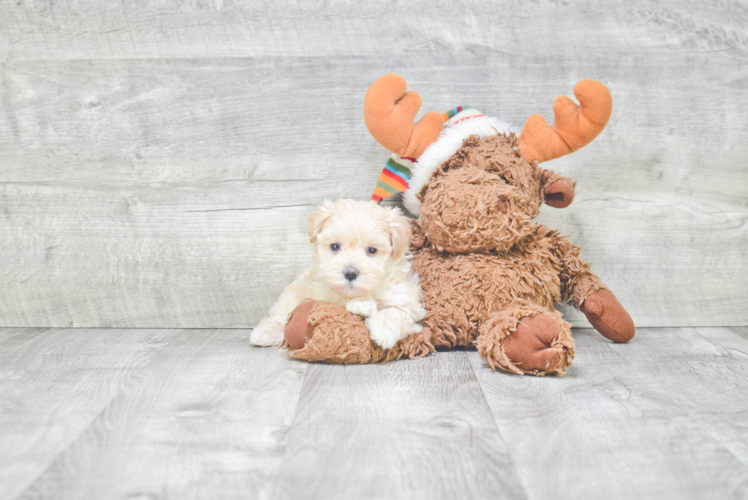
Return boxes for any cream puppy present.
[250,199,426,349]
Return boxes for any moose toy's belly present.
[411,247,562,346]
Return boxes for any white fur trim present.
[403,116,516,216]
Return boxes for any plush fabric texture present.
[417,134,542,253]
[403,115,514,216]
[285,132,635,376]
[286,301,434,364]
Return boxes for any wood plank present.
[0,327,179,500]
[2,55,746,201]
[0,55,746,328]
[16,329,308,500]
[0,198,315,328]
[729,326,748,342]
[652,327,748,467]
[1,1,746,60]
[272,350,527,500]
[470,327,748,499]
[4,326,748,498]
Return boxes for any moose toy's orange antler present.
[518,80,612,164]
[363,74,445,159]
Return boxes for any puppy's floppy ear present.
[385,207,412,259]
[307,201,335,243]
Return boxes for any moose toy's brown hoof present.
[478,307,575,376]
[583,291,635,343]
[504,314,566,373]
[284,301,317,350]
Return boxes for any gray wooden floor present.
[2,327,747,500]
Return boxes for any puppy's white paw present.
[346,299,379,318]
[250,318,285,347]
[365,315,402,350]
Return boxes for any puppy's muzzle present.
[343,267,360,281]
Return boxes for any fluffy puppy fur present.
[250,199,426,349]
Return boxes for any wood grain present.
[4,326,748,499]
[15,329,308,500]
[272,350,527,500]
[0,2,747,328]
[0,327,179,500]
[2,1,746,60]
[469,327,748,499]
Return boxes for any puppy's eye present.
[331,243,340,251]
[367,247,377,255]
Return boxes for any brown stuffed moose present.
[283,74,635,376]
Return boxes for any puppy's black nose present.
[343,267,359,281]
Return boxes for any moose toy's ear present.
[540,171,576,208]
[544,180,575,208]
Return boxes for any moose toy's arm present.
[519,79,632,342]
[552,235,635,343]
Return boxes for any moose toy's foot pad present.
[584,290,635,343]
[284,301,317,350]
[504,314,567,373]
[478,306,575,376]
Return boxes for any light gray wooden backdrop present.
[0,0,746,329]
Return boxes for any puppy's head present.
[308,199,411,298]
